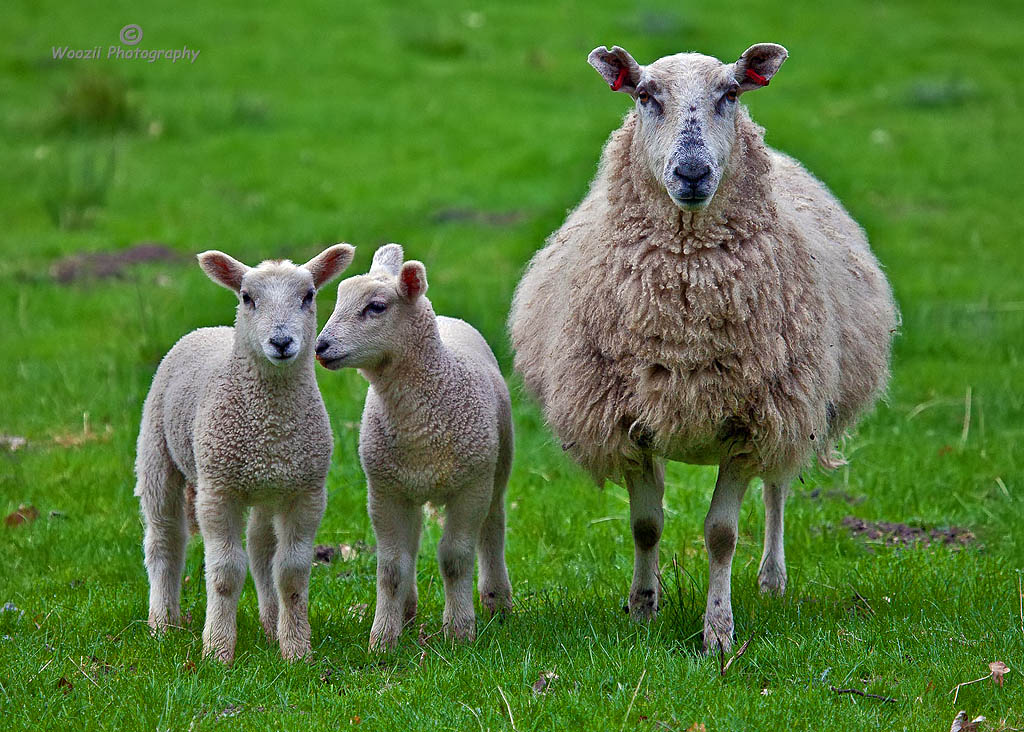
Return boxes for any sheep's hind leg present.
[477,480,512,615]
[758,477,789,595]
[138,441,189,632]
[625,455,665,622]
[368,490,422,651]
[197,491,247,664]
[702,461,752,654]
[247,505,279,642]
[272,489,326,661]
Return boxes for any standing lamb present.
[314,244,514,650]
[135,243,354,663]
[509,43,897,652]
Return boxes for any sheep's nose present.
[314,338,330,356]
[269,335,294,355]
[673,162,711,187]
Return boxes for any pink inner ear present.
[210,257,237,285]
[401,267,422,296]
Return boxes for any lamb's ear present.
[198,250,250,292]
[588,45,642,95]
[734,43,788,92]
[370,243,404,276]
[303,243,354,289]
[397,261,427,301]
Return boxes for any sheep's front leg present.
[196,491,247,664]
[702,461,751,654]
[758,478,789,595]
[625,455,665,622]
[438,491,489,642]
[247,505,278,643]
[368,489,422,651]
[273,489,326,660]
[477,481,512,615]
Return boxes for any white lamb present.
[314,244,514,650]
[135,244,354,663]
[509,43,897,651]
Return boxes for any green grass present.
[1,0,1022,729]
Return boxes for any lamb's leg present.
[625,455,665,622]
[196,491,247,664]
[273,489,326,660]
[758,478,789,595]
[368,489,422,651]
[137,440,189,631]
[438,491,489,642]
[247,505,278,643]
[702,461,751,654]
[476,481,512,615]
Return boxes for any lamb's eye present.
[725,89,738,103]
[362,301,388,317]
[637,90,650,104]
[302,289,315,308]
[241,291,255,308]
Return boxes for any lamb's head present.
[588,42,787,210]
[198,244,354,366]
[314,243,429,372]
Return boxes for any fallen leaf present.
[686,724,707,732]
[350,715,362,725]
[989,661,1009,687]
[339,544,358,561]
[183,659,196,673]
[0,434,27,451]
[950,711,986,732]
[531,670,559,695]
[5,504,39,527]
[57,676,73,694]
[347,603,368,621]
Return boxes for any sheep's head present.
[314,243,429,372]
[198,244,354,366]
[589,43,787,210]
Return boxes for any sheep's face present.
[588,43,788,211]
[197,245,354,367]
[315,244,429,373]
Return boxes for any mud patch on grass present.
[314,541,374,564]
[431,207,528,227]
[51,243,184,284]
[841,516,976,549]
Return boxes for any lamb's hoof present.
[368,627,401,653]
[443,615,477,643]
[702,613,734,655]
[628,588,659,623]
[260,615,279,643]
[757,566,787,596]
[201,642,235,665]
[480,586,513,616]
[279,640,312,662]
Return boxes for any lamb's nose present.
[673,162,711,186]
[314,338,330,356]
[269,335,294,355]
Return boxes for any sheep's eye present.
[725,89,738,103]
[241,291,255,308]
[637,90,651,104]
[302,289,315,308]
[362,301,388,317]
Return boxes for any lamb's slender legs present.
[272,489,326,660]
[758,478,789,595]
[625,455,666,622]
[438,490,490,642]
[703,461,752,653]
[138,444,189,631]
[247,505,278,642]
[368,490,422,650]
[197,490,247,663]
[477,481,512,615]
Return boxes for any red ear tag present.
[611,66,628,91]
[745,68,769,86]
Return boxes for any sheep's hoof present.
[442,616,477,643]
[260,614,279,643]
[628,588,659,623]
[480,586,513,616]
[702,613,734,655]
[279,640,312,662]
[147,612,179,633]
[201,642,235,665]
[368,628,401,653]
[757,565,787,596]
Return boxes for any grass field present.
[1,0,1022,729]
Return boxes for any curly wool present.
[510,109,897,483]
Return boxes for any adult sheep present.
[509,43,897,651]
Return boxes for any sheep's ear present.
[370,243,404,277]
[198,250,250,292]
[397,261,428,301]
[734,43,788,92]
[588,45,642,95]
[303,243,354,289]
